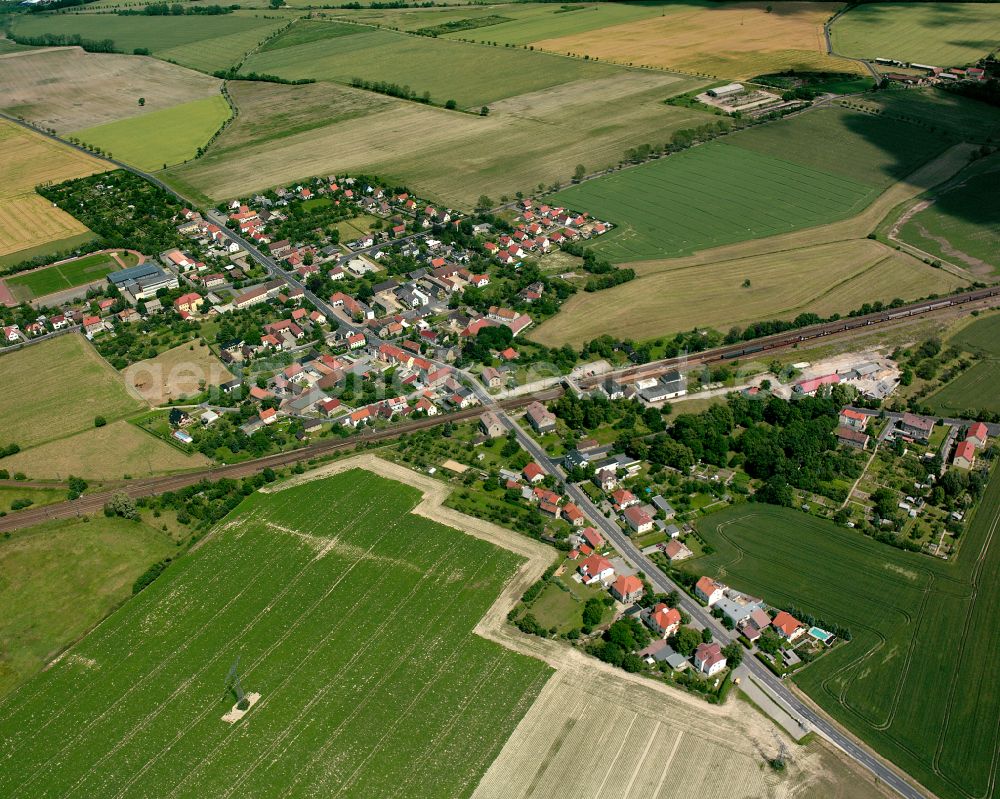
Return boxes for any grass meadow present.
[4,251,131,301]
[0,334,144,449]
[9,13,286,74]
[899,159,1000,276]
[688,480,1000,799]
[831,2,1000,66]
[848,88,1000,145]
[0,516,174,698]
[0,469,551,798]
[73,95,231,171]
[241,20,623,108]
[927,313,1000,414]
[0,120,106,260]
[552,107,950,261]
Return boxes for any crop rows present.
[691,471,1000,799]
[0,470,551,798]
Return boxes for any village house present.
[612,488,639,510]
[578,553,615,586]
[772,610,806,641]
[899,412,935,442]
[693,642,727,676]
[610,574,644,604]
[967,422,989,449]
[839,408,869,430]
[525,401,557,434]
[580,527,603,550]
[623,505,654,534]
[663,539,693,563]
[644,601,681,638]
[523,462,545,483]
[173,292,203,315]
[562,503,585,526]
[954,440,976,470]
[694,576,726,606]
[479,410,506,439]
[836,426,870,450]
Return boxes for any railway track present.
[578,286,1000,389]
[0,388,562,533]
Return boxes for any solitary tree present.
[573,163,586,182]
[479,105,489,116]
[138,97,145,107]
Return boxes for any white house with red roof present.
[623,505,653,533]
[578,553,615,586]
[647,603,681,638]
[562,503,585,526]
[771,610,805,641]
[580,526,603,550]
[954,439,976,469]
[694,576,726,606]
[839,408,869,430]
[610,574,643,604]
[611,488,639,510]
[967,422,989,448]
[693,642,727,676]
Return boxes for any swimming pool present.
[809,626,833,643]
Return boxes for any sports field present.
[0,516,173,698]
[532,238,966,345]
[690,482,1000,799]
[551,107,949,261]
[4,251,133,302]
[0,47,222,133]
[832,2,1000,66]
[165,70,711,207]
[0,469,552,797]
[9,13,287,74]
[898,159,1000,276]
[72,95,231,171]
[533,1,855,79]
[0,334,145,449]
[241,20,623,108]
[0,120,106,260]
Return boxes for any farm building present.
[707,83,744,98]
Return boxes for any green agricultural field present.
[553,107,950,261]
[241,20,623,108]
[0,232,98,271]
[831,2,1000,66]
[0,469,551,797]
[927,361,1000,415]
[0,334,145,449]
[9,13,286,74]
[688,485,1000,799]
[4,251,132,301]
[898,160,1000,275]
[72,95,231,171]
[950,312,1000,357]
[846,88,1000,145]
[0,515,173,698]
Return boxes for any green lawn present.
[0,486,67,513]
[10,13,286,74]
[72,95,231,171]
[241,19,623,108]
[0,516,173,698]
[831,2,1000,66]
[552,106,949,261]
[5,251,129,301]
[0,469,551,797]
[687,484,1000,799]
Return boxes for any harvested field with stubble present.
[0,334,144,449]
[1,420,210,480]
[532,239,966,345]
[165,70,712,207]
[0,120,107,260]
[533,1,858,79]
[0,47,221,132]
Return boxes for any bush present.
[94,416,107,428]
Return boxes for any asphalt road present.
[467,376,930,799]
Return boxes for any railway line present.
[578,286,1000,389]
[0,387,562,533]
